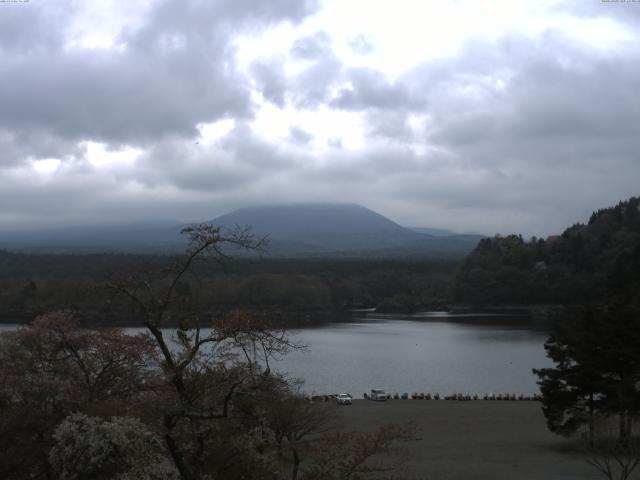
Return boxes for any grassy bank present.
[334,400,599,480]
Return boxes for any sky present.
[0,0,639,236]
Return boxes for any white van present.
[370,389,387,401]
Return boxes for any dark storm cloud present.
[0,0,318,151]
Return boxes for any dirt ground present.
[333,399,600,480]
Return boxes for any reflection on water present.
[273,316,551,396]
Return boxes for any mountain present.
[211,203,412,254]
[409,226,485,240]
[210,204,482,257]
[0,220,186,253]
[409,226,456,236]
[213,203,406,239]
[0,204,484,258]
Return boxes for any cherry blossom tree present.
[49,413,179,480]
[0,311,157,479]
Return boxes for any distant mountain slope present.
[212,203,407,238]
[409,226,485,241]
[211,203,417,255]
[408,226,456,236]
[0,220,186,253]
[211,204,482,257]
[0,204,485,258]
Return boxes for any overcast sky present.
[0,0,638,236]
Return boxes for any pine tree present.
[534,305,640,444]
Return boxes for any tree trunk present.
[588,393,595,448]
[291,448,300,480]
[619,410,629,445]
[164,415,192,480]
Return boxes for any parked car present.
[370,389,387,401]
[336,393,352,405]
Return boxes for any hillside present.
[211,203,481,257]
[0,203,483,258]
[213,203,407,238]
[0,220,185,253]
[452,196,640,306]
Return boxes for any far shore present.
[333,399,599,480]
[0,306,553,328]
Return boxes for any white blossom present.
[49,413,179,480]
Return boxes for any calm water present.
[0,313,552,396]
[273,313,551,396]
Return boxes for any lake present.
[273,312,551,396]
[0,312,552,396]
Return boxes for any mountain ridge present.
[0,203,484,258]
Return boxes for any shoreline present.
[0,307,551,328]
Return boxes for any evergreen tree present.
[534,305,640,444]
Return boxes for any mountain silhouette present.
[0,203,484,257]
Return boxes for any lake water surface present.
[273,313,551,396]
[1,313,552,396]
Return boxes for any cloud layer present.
[1,0,638,236]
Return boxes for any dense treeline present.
[0,253,457,326]
[3,196,638,325]
[453,196,640,307]
[529,198,640,456]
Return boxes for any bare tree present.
[108,224,306,479]
[260,392,334,480]
[584,422,640,480]
[1,224,419,480]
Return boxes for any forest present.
[453,197,640,308]
[0,253,456,327]
[1,198,639,480]
[1,197,639,327]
